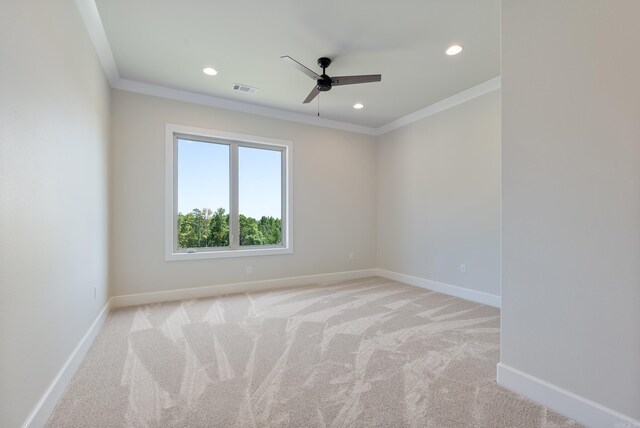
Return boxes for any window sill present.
[166,246,293,261]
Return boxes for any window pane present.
[239,146,282,246]
[177,138,229,249]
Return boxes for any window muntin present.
[166,125,292,260]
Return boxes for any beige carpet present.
[47,277,579,427]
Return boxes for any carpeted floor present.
[47,277,579,427]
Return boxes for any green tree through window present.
[177,208,281,249]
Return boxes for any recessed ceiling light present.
[446,45,463,56]
[353,103,364,109]
[203,67,218,76]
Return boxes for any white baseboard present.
[497,363,640,428]
[22,300,112,428]
[376,269,501,308]
[110,269,378,308]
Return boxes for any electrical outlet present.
[460,264,466,273]
[348,253,355,261]
[245,266,253,275]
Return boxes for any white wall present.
[0,1,111,427]
[501,0,640,422]
[110,90,377,296]
[377,90,501,297]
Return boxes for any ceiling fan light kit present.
[281,55,382,104]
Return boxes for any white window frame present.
[165,124,293,261]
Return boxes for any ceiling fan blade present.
[331,74,382,86]
[281,56,321,80]
[303,86,320,104]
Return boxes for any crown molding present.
[375,77,502,135]
[113,79,378,135]
[74,0,119,85]
[75,0,500,137]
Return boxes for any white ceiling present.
[95,0,500,128]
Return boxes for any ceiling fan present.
[281,56,382,104]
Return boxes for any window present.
[165,124,292,260]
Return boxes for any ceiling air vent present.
[232,83,258,94]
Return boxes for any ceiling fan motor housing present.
[317,77,332,91]
[316,57,333,91]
